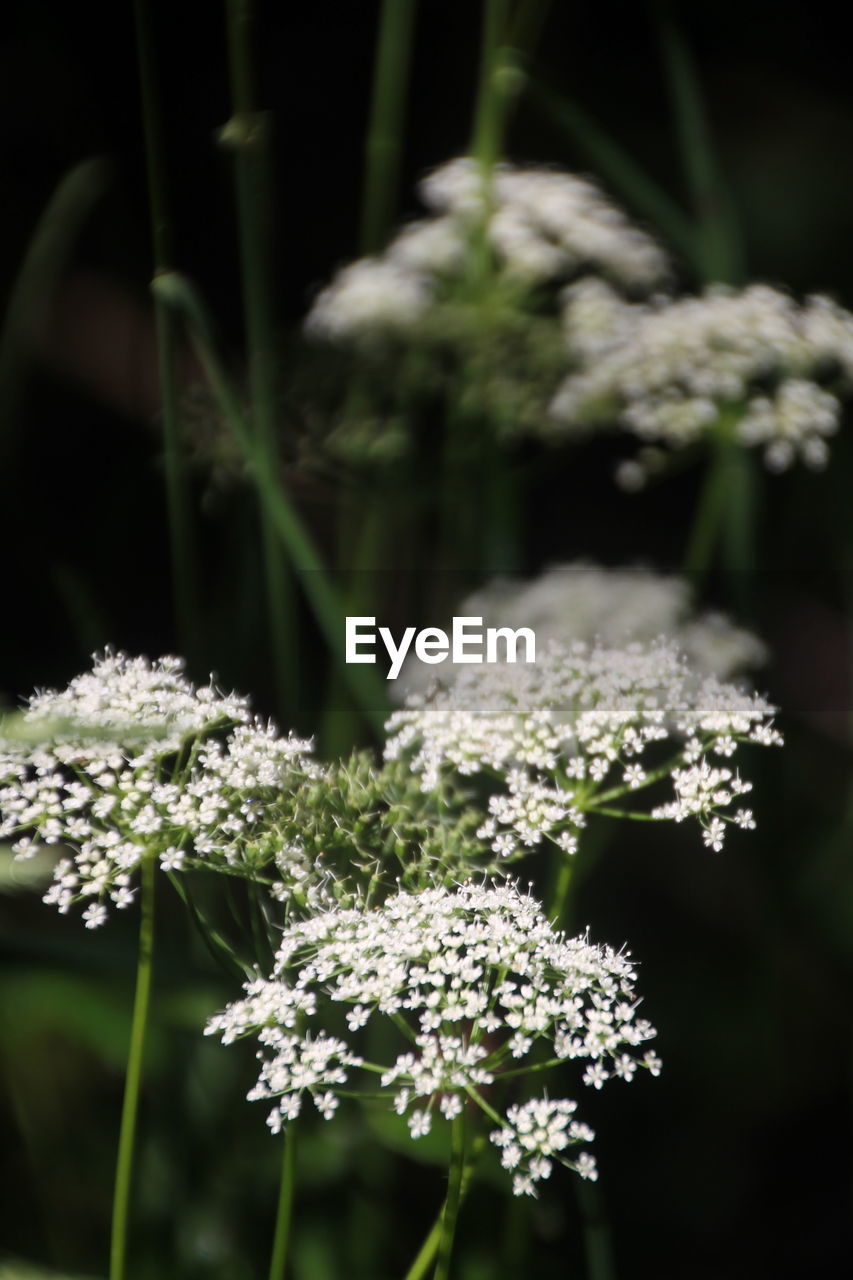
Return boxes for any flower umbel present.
[206,880,658,1196]
[385,638,781,858]
[0,652,320,924]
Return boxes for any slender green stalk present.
[268,1128,297,1280]
[471,0,512,170]
[321,493,386,754]
[361,0,418,253]
[403,1217,442,1280]
[656,5,743,284]
[683,407,742,583]
[0,159,107,458]
[577,1179,617,1280]
[525,77,699,266]
[434,1109,467,1280]
[151,270,389,733]
[224,0,297,718]
[134,0,199,661]
[109,854,156,1280]
[549,851,574,923]
[402,1134,485,1280]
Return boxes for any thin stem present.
[549,852,573,923]
[151,271,389,733]
[268,1128,297,1280]
[587,807,657,822]
[403,1218,442,1280]
[657,4,743,284]
[224,0,297,719]
[525,76,700,267]
[134,0,199,661]
[470,0,512,170]
[361,0,418,254]
[683,406,741,584]
[109,854,156,1280]
[402,1130,484,1280]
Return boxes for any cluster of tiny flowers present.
[206,880,658,1194]
[420,159,670,291]
[385,639,781,858]
[491,1097,598,1196]
[305,160,669,343]
[551,280,853,483]
[396,563,765,698]
[0,652,320,926]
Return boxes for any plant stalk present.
[434,1109,467,1280]
[134,0,199,661]
[224,0,298,719]
[361,0,418,254]
[109,853,156,1280]
[268,1127,297,1280]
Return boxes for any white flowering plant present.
[6,1,845,1276]
[0,652,320,927]
[386,637,781,865]
[552,279,853,487]
[206,881,661,1200]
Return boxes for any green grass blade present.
[656,8,744,283]
[526,74,700,266]
[0,158,107,450]
[361,0,418,254]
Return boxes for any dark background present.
[2,3,853,1277]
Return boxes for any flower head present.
[207,879,658,1195]
[552,281,853,482]
[386,638,781,858]
[395,563,765,698]
[0,652,319,924]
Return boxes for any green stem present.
[434,1110,467,1280]
[109,854,156,1280]
[682,407,741,584]
[361,0,418,254]
[549,852,573,923]
[151,271,389,734]
[134,0,199,661]
[471,0,512,170]
[656,3,743,284]
[403,1133,484,1280]
[224,0,298,719]
[268,1128,297,1280]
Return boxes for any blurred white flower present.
[552,280,853,480]
[207,879,658,1196]
[386,637,781,858]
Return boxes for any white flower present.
[552,280,853,478]
[208,880,658,1195]
[0,652,320,924]
[421,159,670,291]
[82,902,107,930]
[386,638,780,855]
[306,159,670,349]
[305,258,432,342]
[394,563,765,700]
[489,1096,604,1197]
[408,1110,432,1139]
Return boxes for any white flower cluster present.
[386,639,781,858]
[491,1097,597,1196]
[0,652,319,926]
[305,159,669,342]
[206,880,658,1195]
[396,563,765,698]
[420,158,670,291]
[551,280,853,482]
